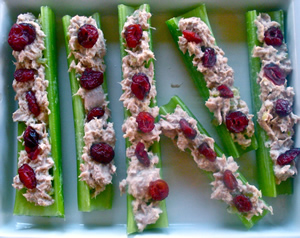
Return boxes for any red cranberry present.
[223,170,238,190]
[23,126,39,148]
[87,107,105,122]
[80,68,103,90]
[131,73,151,100]
[233,194,252,213]
[198,142,216,162]
[179,119,197,140]
[25,145,40,160]
[277,148,300,166]
[263,63,286,86]
[201,47,216,68]
[18,164,37,189]
[217,84,234,98]
[225,111,249,133]
[275,99,292,117]
[77,24,99,48]
[136,112,155,133]
[124,24,143,48]
[149,179,169,201]
[264,26,283,47]
[135,142,150,167]
[26,91,40,117]
[8,23,36,51]
[14,69,35,82]
[182,30,202,43]
[90,142,114,164]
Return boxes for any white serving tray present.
[0,0,299,237]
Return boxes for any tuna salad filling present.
[68,15,116,197]
[119,9,168,232]
[253,13,300,183]
[160,105,272,219]
[178,17,254,148]
[11,13,54,206]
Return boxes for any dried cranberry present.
[131,73,151,100]
[198,142,216,162]
[264,26,283,47]
[8,23,36,51]
[80,68,103,90]
[90,142,114,164]
[26,91,40,117]
[217,84,234,98]
[77,24,99,48]
[233,194,252,213]
[124,24,143,48]
[275,99,292,117]
[149,179,169,201]
[182,30,202,43]
[23,126,39,148]
[277,148,300,166]
[179,119,197,140]
[136,112,155,133]
[223,170,238,190]
[18,164,37,189]
[263,63,286,86]
[225,111,249,133]
[14,69,35,82]
[135,142,150,167]
[87,107,105,122]
[201,47,216,68]
[25,145,40,160]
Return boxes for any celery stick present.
[13,6,64,217]
[62,13,113,212]
[160,95,269,229]
[166,5,257,158]
[118,4,168,234]
[246,10,293,197]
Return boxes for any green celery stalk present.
[165,5,257,158]
[118,4,168,234]
[160,95,269,229]
[13,6,64,217]
[246,10,293,197]
[62,13,113,212]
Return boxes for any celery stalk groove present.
[62,13,113,212]
[165,5,257,158]
[118,4,168,234]
[246,10,293,197]
[13,6,64,217]
[160,95,269,229]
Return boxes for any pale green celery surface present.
[165,4,258,159]
[118,3,168,234]
[13,6,64,217]
[159,95,270,229]
[62,13,113,212]
[246,10,293,197]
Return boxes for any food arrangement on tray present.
[6,1,300,235]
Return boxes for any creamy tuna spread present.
[160,105,272,219]
[119,9,166,232]
[253,13,300,183]
[178,17,254,148]
[68,15,116,197]
[11,13,54,206]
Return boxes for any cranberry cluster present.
[8,23,36,51]
[18,126,41,189]
[124,24,143,48]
